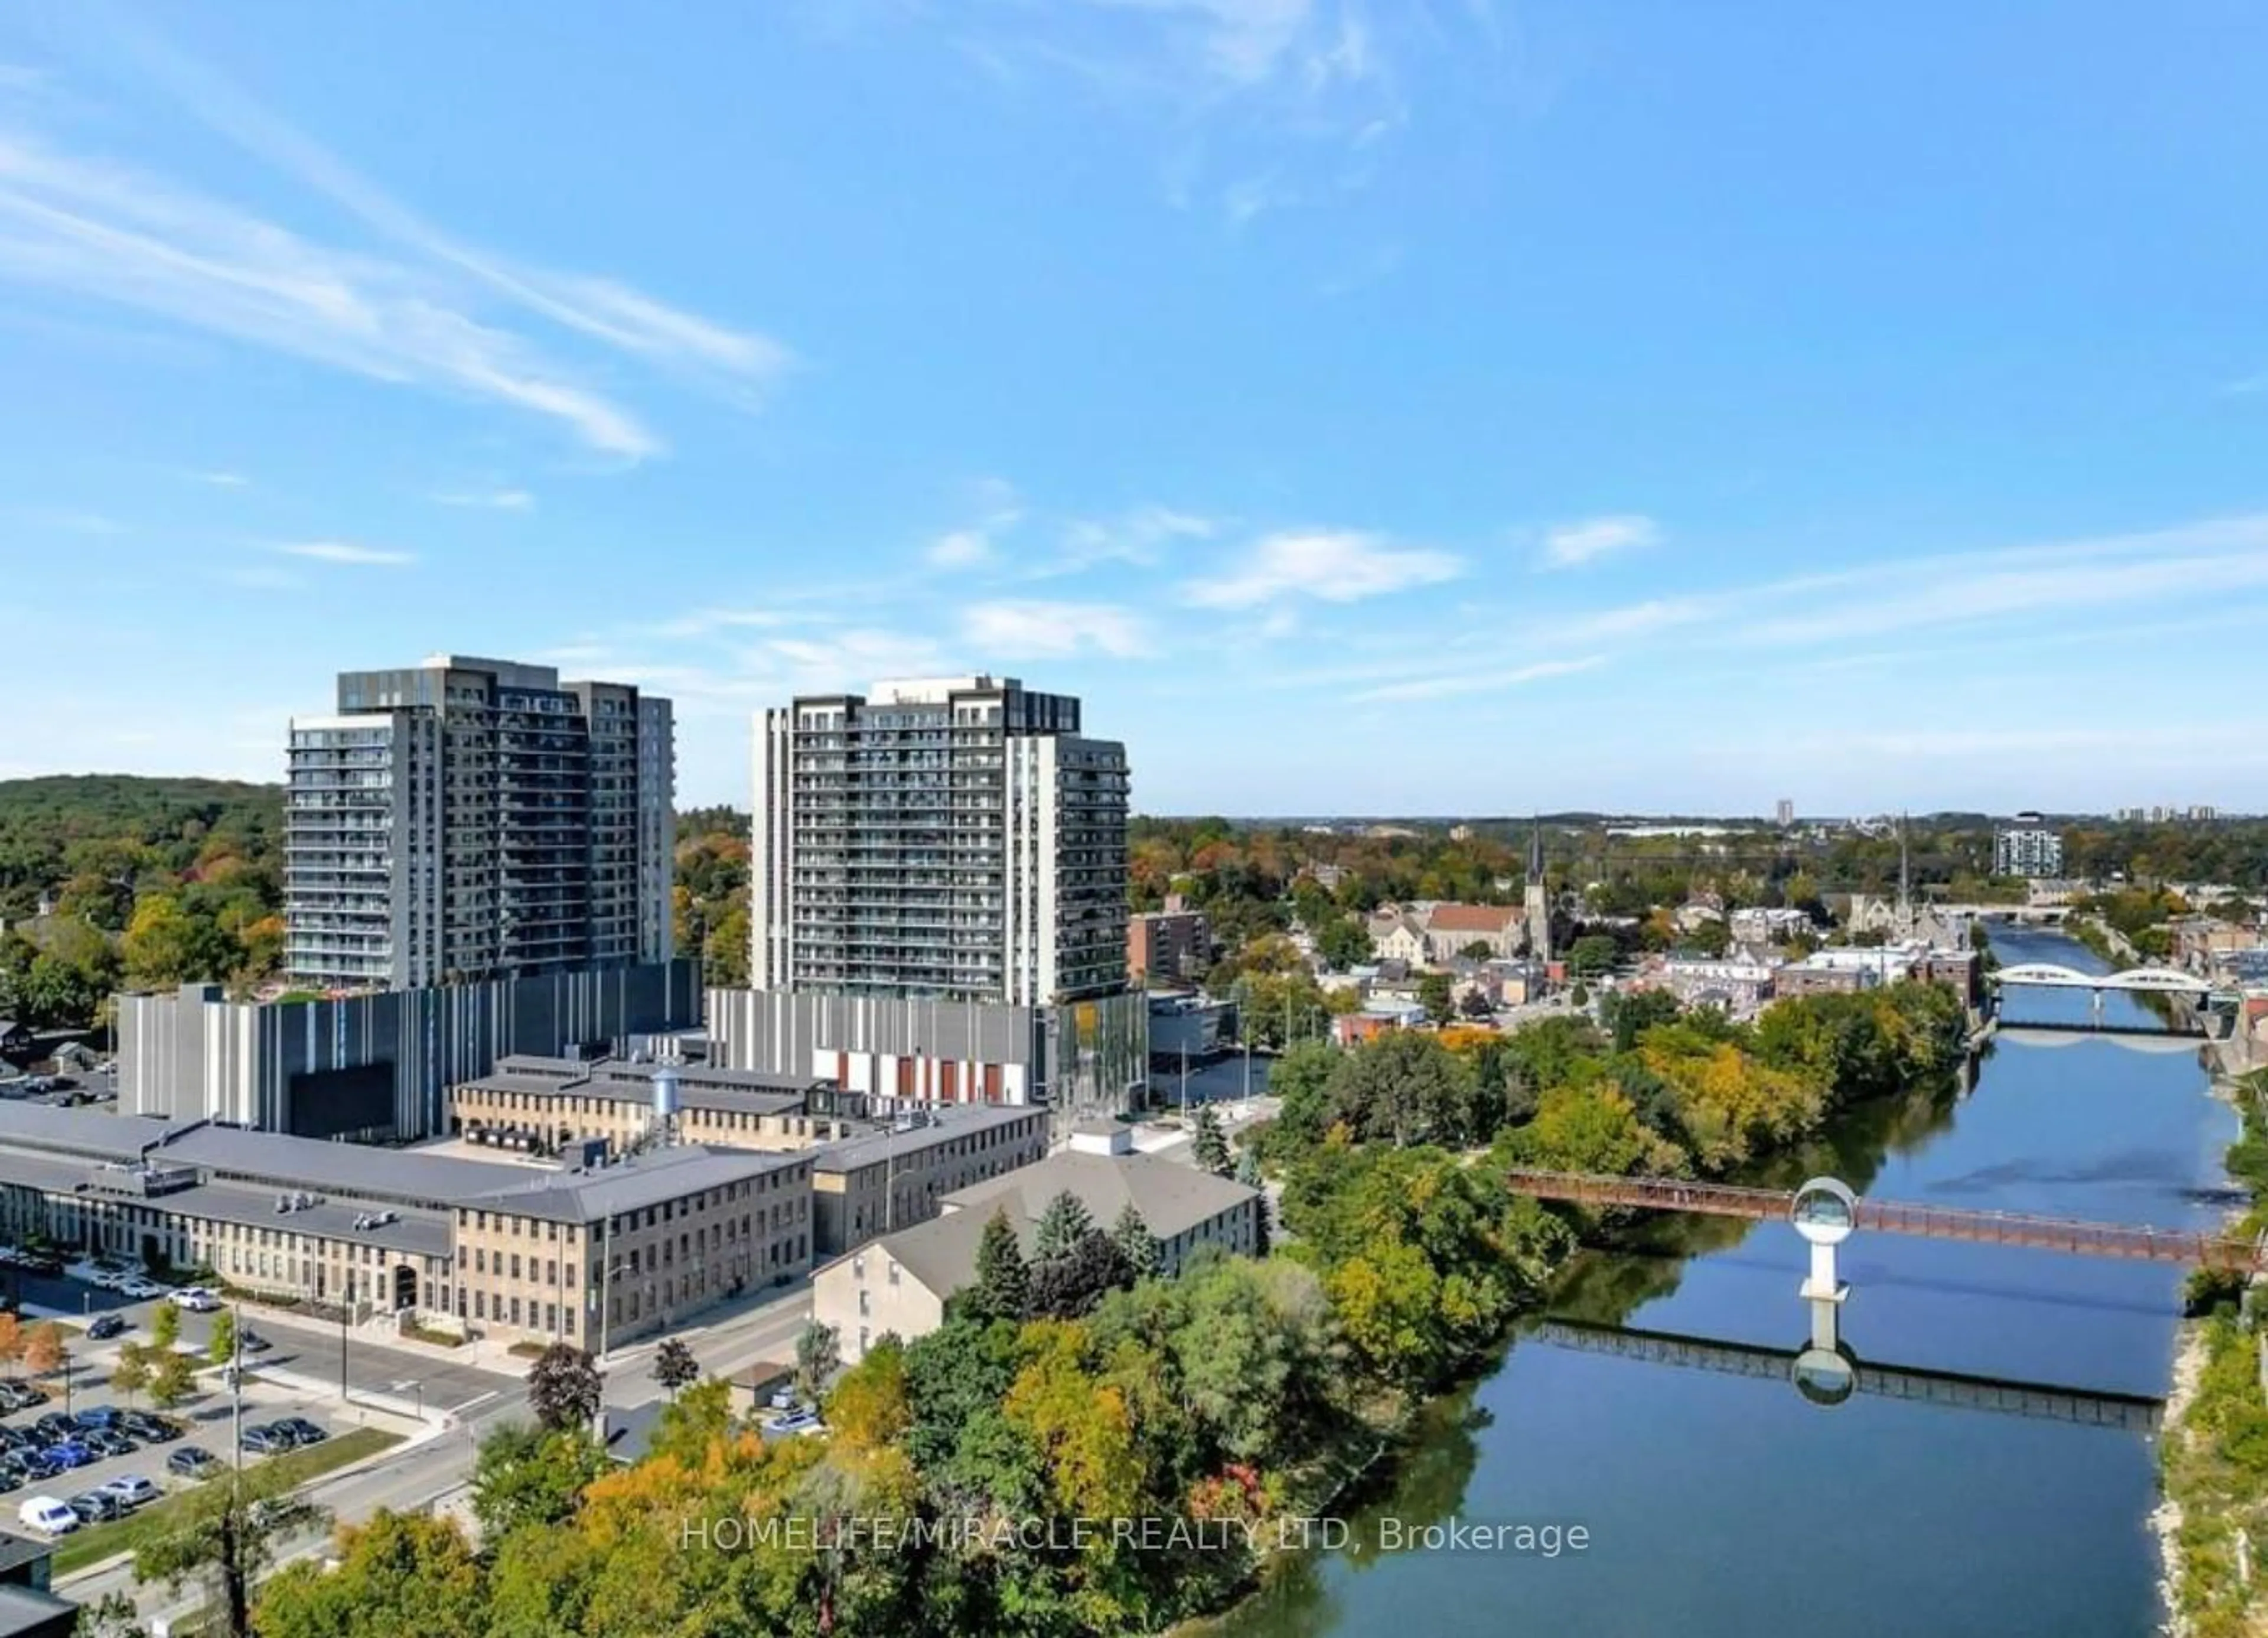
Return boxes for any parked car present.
[17,1496,76,1535]
[175,1288,221,1313]
[73,1407,122,1431]
[165,1445,220,1481]
[85,1314,126,1341]
[44,1442,92,1471]
[0,1383,43,1412]
[121,1412,180,1444]
[119,1279,165,1301]
[760,1407,824,1437]
[31,1414,76,1443]
[12,1451,60,1483]
[272,1418,326,1447]
[82,1429,134,1460]
[66,1491,124,1526]
[15,1255,60,1277]
[99,1474,159,1509]
[239,1426,286,1456]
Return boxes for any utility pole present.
[230,1304,245,1477]
[1179,1043,1188,1110]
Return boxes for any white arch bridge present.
[1989,962,2211,995]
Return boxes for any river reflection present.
[1202,929,2233,1638]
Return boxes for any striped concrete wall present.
[117,960,702,1139]
[704,986,1148,1135]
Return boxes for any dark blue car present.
[45,1441,92,1471]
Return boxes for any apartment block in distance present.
[723,677,1146,1122]
[1992,812,2065,880]
[751,676,1127,1004]
[285,654,674,991]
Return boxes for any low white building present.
[813,1121,1264,1362]
[1728,907,1815,946]
[1660,957,1775,1010]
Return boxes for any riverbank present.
[2156,1070,2268,1638]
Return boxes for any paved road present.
[51,1270,822,1626]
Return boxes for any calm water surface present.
[1209,928,2233,1638]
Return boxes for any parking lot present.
[1,1258,509,1420]
[0,1375,343,1541]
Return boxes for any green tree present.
[1329,1030,1480,1149]
[794,1318,841,1402]
[1315,916,1372,971]
[1601,986,1682,1053]
[135,1461,330,1638]
[110,1340,151,1407]
[149,1348,196,1411]
[1109,1201,1161,1282]
[470,1422,606,1539]
[206,1307,237,1367]
[1568,933,1620,978]
[1262,1038,1341,1158]
[1034,1190,1094,1261]
[1418,971,1455,1025]
[650,1336,698,1400]
[525,1342,601,1434]
[151,1299,181,1353]
[966,1209,1029,1324]
[1028,1230,1136,1321]
[253,1509,488,1638]
[646,1376,734,1467]
[1194,1104,1232,1175]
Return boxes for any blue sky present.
[4,2,2267,815]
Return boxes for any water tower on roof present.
[652,1066,680,1148]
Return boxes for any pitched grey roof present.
[0,1103,200,1164]
[0,1102,806,1235]
[471,1058,816,1118]
[155,1182,455,1259]
[163,1125,524,1210]
[467,1143,811,1226]
[855,1203,1034,1304]
[940,1149,1260,1243]
[809,1104,1040,1175]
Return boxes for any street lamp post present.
[230,1304,245,1477]
[339,1275,353,1406]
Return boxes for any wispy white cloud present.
[649,607,802,639]
[432,487,533,511]
[1353,654,1605,702]
[0,135,666,457]
[190,469,249,488]
[928,529,996,568]
[765,629,949,689]
[271,540,414,566]
[1183,529,1462,607]
[925,478,1025,568]
[1539,513,1660,569]
[0,25,790,458]
[1047,505,1214,577]
[961,599,1153,658]
[15,507,123,535]
[99,19,793,399]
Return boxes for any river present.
[1208,927,2235,1638]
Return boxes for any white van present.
[17,1496,78,1535]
